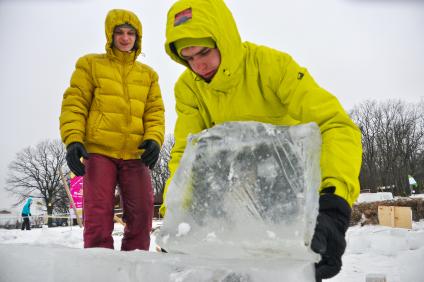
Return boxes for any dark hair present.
[132,34,139,51]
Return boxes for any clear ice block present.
[159,122,321,261]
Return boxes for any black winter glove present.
[66,142,89,176]
[139,140,160,169]
[311,188,351,282]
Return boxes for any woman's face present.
[180,46,221,82]
[113,26,136,52]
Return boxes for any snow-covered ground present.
[356,192,394,203]
[1,220,424,282]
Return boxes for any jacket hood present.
[105,9,142,58]
[165,0,244,90]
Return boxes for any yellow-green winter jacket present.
[162,0,362,214]
[60,9,165,159]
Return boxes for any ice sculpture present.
[159,121,321,262]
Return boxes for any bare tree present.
[150,134,175,204]
[5,139,69,225]
[416,149,424,194]
[351,99,424,196]
[350,100,379,192]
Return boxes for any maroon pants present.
[83,154,153,251]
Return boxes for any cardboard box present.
[378,206,412,229]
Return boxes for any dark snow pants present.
[21,216,30,230]
[83,154,153,251]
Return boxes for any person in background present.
[60,9,165,251]
[21,197,32,231]
[161,0,362,281]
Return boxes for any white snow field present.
[0,221,424,282]
[1,122,423,282]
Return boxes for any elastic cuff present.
[65,135,83,147]
[319,193,351,219]
[143,135,163,147]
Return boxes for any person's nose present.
[193,58,207,72]
[121,33,130,42]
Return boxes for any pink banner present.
[70,176,83,208]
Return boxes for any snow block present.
[366,273,387,282]
[0,244,315,282]
[159,122,321,263]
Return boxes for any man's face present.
[180,46,221,82]
[113,26,136,52]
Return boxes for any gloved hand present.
[139,140,160,169]
[311,188,351,282]
[66,142,89,176]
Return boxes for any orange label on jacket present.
[174,8,192,26]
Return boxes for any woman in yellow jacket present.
[60,9,165,251]
[162,0,362,280]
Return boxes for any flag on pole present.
[408,175,417,187]
[70,176,83,208]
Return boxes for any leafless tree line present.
[351,99,424,195]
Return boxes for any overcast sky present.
[1,0,423,211]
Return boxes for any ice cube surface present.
[159,122,321,261]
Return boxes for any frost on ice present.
[159,121,322,262]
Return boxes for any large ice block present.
[159,122,321,261]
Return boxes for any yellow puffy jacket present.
[60,9,165,159]
[161,0,362,214]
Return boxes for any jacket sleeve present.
[266,49,362,206]
[59,55,95,146]
[160,78,206,216]
[142,70,165,146]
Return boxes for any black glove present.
[139,140,160,169]
[311,188,351,281]
[66,142,89,176]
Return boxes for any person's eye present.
[200,49,211,56]
[128,31,136,36]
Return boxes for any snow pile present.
[0,243,314,282]
[0,223,315,282]
[356,192,394,203]
[337,222,424,282]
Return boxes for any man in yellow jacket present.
[60,9,165,251]
[162,0,362,280]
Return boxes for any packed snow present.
[1,220,424,281]
[357,192,394,203]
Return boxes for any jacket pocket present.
[86,111,104,141]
